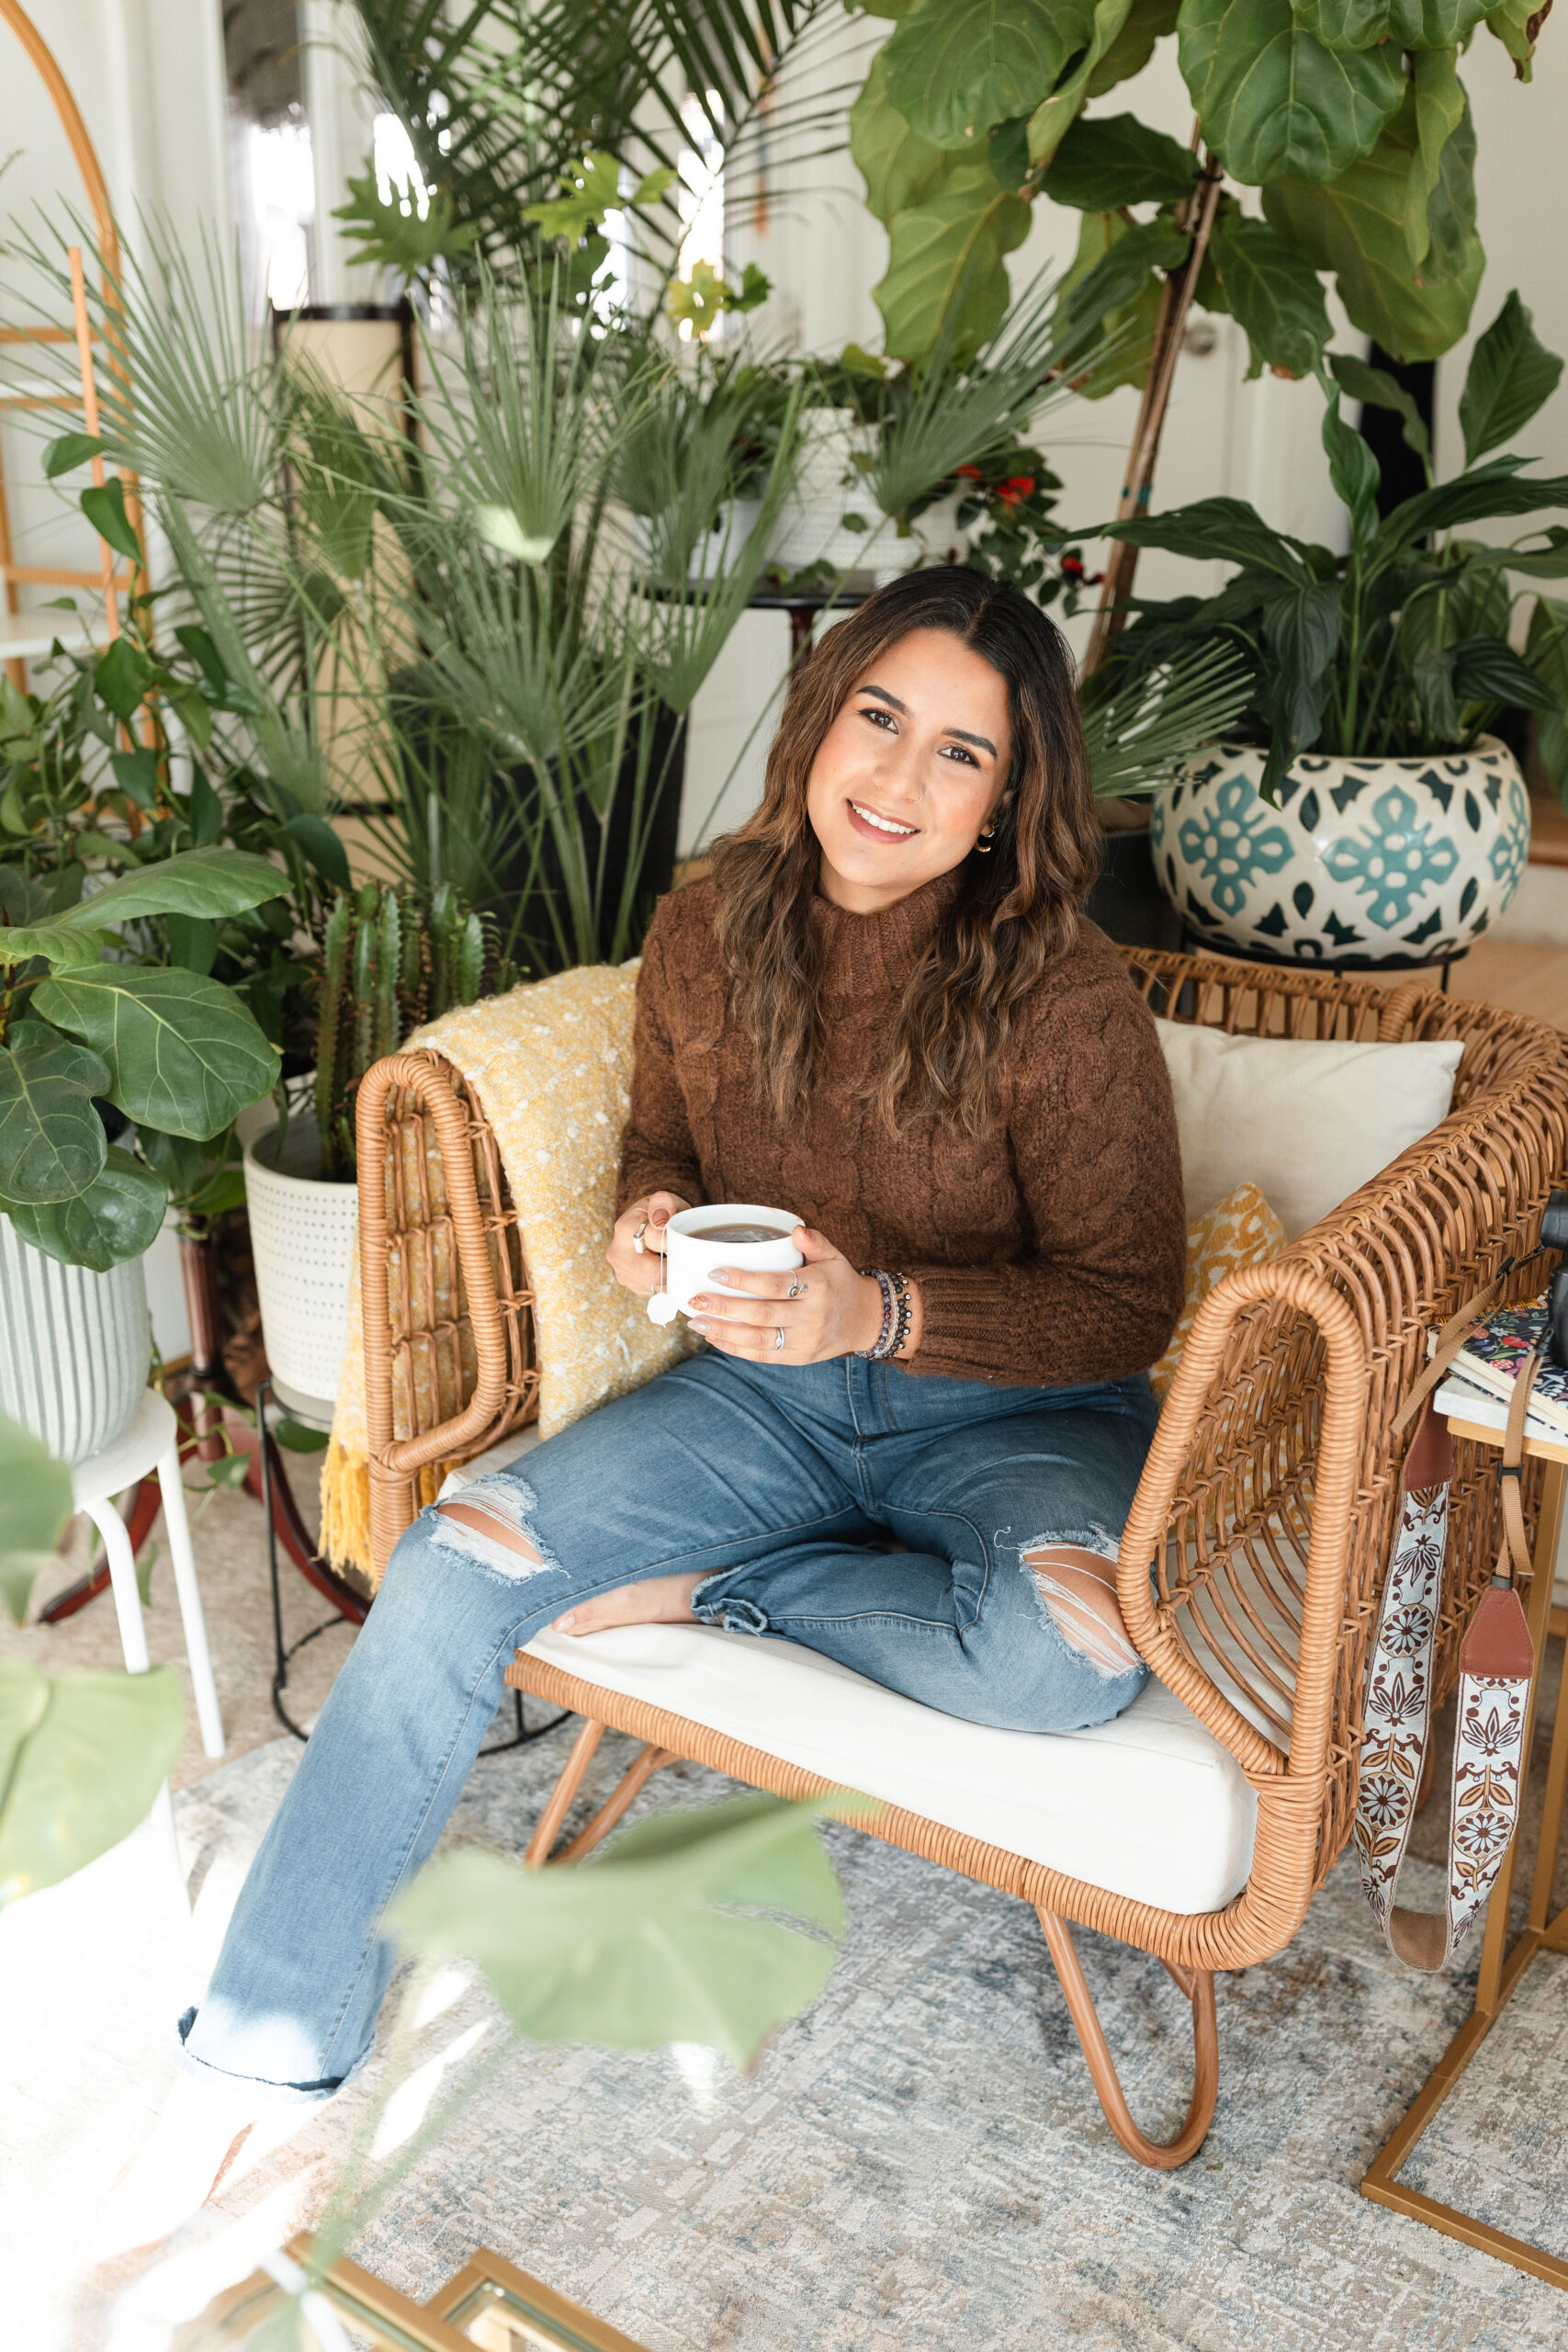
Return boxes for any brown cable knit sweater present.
[616,870,1186,1389]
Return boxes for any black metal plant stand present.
[256,1379,565,1755]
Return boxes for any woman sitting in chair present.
[100,565,1186,2246]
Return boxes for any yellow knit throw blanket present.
[319,963,693,1587]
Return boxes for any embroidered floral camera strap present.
[1356,1348,1540,1971]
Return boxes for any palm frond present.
[1080,643,1254,800]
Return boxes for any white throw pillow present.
[1155,1020,1464,1241]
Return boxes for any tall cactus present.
[312,879,516,1179]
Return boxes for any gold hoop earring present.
[974,824,996,854]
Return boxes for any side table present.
[1359,1392,1568,2286]
[73,1388,225,1762]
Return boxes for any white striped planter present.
[0,1219,151,1464]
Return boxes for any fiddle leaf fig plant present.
[852,0,1548,370]
[0,846,285,1270]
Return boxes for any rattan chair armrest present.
[1118,1258,1369,1791]
[357,1049,528,1574]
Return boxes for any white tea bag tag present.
[647,1293,679,1325]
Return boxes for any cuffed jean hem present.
[175,2004,367,2107]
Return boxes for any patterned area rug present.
[51,1721,1568,2349]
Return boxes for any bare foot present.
[554,1571,705,1636]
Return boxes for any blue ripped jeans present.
[181,1351,1157,2099]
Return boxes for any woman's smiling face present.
[805,626,1013,913]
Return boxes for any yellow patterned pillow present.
[1149,1180,1285,1399]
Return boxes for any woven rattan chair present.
[355,945,1566,2170]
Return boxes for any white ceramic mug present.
[648,1203,803,1324]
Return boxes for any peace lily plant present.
[1078,292,1568,967]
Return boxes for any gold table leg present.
[1360,1459,1568,2287]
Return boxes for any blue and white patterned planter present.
[1149,738,1530,967]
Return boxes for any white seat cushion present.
[1155,1020,1463,1240]
[516,1622,1258,1917]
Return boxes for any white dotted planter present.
[0,1219,150,1464]
[1150,737,1530,967]
[243,1114,358,1422]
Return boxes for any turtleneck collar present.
[807,865,964,995]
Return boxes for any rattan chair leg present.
[554,1746,679,1865]
[525,1719,604,1868]
[1036,1906,1219,2170]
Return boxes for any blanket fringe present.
[318,1435,446,1589]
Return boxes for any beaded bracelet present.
[857,1266,914,1362]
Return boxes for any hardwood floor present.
[1451,936,1568,1030]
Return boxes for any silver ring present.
[786,1276,805,1299]
[773,1325,785,1351]
[632,1219,649,1254]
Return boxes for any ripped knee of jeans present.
[427,1476,559,1584]
[1021,1532,1141,1681]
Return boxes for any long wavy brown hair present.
[710,566,1100,1136]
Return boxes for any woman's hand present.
[689,1225,919,1365]
[607,1191,691,1298]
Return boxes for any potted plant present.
[242,877,501,1424]
[1073,293,1568,967]
[0,842,287,1459]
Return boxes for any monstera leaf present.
[389,1793,850,2070]
[34,966,280,1140]
[1262,90,1483,361]
[1178,0,1406,186]
[0,1028,110,1205]
[881,0,1099,150]
[0,1657,186,1905]
[873,160,1032,362]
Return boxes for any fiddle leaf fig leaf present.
[0,1659,186,1905]
[1041,111,1198,208]
[882,0,1099,150]
[851,51,953,224]
[0,1405,73,1626]
[1262,89,1483,361]
[1292,0,1489,40]
[1484,0,1544,73]
[1022,0,1137,170]
[1177,0,1406,186]
[35,966,280,1140]
[1406,47,1466,274]
[0,1027,109,1204]
[1460,290,1565,468]
[1,1147,167,1272]
[1207,214,1331,379]
[873,160,1032,362]
[388,1794,849,2069]
[1086,0,1180,91]
[37,847,286,933]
